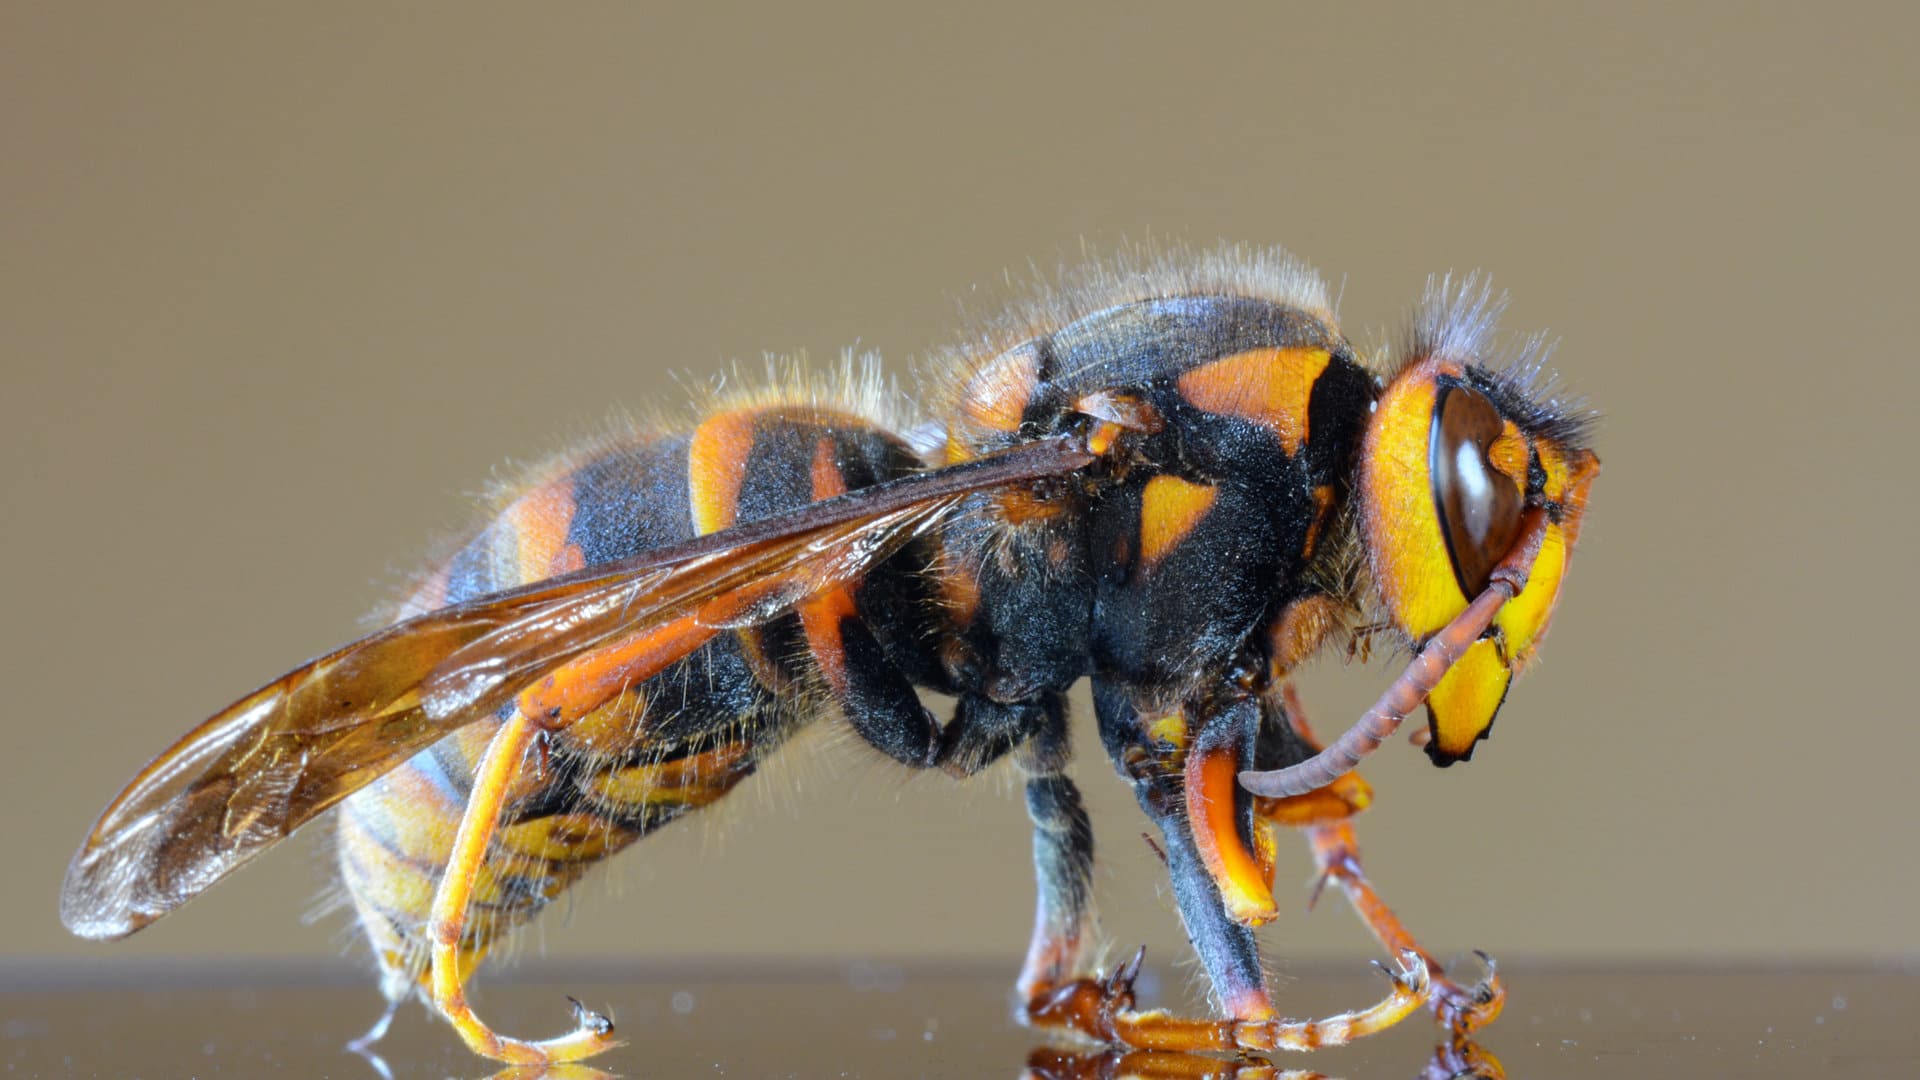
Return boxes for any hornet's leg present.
[1024,1044,1332,1079]
[1421,1036,1507,1080]
[798,581,1057,780]
[1305,823,1503,1034]
[427,614,719,1063]
[1010,697,1095,1002]
[1264,682,1504,1034]
[428,711,620,1063]
[1018,681,1430,1055]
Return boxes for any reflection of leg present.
[426,712,621,1064]
[1025,1044,1334,1079]
[1422,1036,1508,1080]
[345,995,402,1052]
[1307,822,1504,1033]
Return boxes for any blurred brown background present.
[3,2,1914,977]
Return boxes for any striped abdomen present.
[335,406,928,1000]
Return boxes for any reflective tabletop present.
[3,961,1914,1078]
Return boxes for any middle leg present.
[1012,701,1096,1002]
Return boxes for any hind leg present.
[428,710,622,1064]
[422,615,722,1063]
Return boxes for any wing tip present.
[59,849,149,942]
[58,894,146,942]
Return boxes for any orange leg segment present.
[1186,739,1278,927]
[427,711,622,1064]
[1021,946,1430,1056]
[1306,822,1504,1034]
[426,616,720,1064]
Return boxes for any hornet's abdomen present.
[335,406,928,1000]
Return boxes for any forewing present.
[60,604,519,940]
[62,435,1093,940]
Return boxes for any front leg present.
[1014,680,1430,1056]
[1305,822,1504,1034]
[1023,946,1428,1055]
[1265,682,1504,1034]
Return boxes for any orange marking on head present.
[505,480,581,582]
[1497,521,1567,669]
[1488,421,1528,489]
[688,409,761,536]
[1361,360,1465,639]
[1424,636,1511,761]
[1176,347,1332,456]
[1553,447,1602,549]
[1495,446,1597,669]
[1185,742,1278,926]
[1138,475,1217,569]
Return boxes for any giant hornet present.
[62,246,1598,1065]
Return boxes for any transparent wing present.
[62,436,1092,940]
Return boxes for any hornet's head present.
[1358,277,1599,765]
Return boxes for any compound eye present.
[1430,383,1523,596]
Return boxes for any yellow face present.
[1360,355,1599,765]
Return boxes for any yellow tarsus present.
[427,712,623,1064]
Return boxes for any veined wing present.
[62,436,1093,940]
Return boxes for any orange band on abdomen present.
[688,409,761,536]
